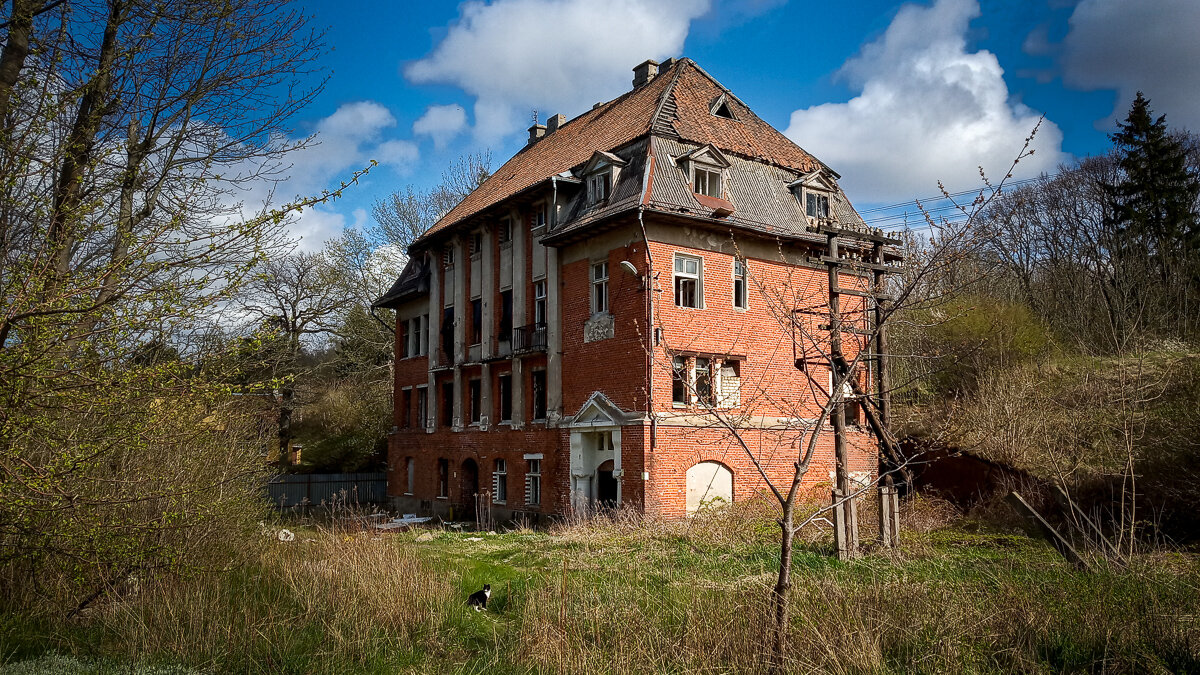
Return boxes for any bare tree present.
[370,149,492,251]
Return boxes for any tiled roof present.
[415,58,831,245]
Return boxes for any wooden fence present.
[266,472,387,509]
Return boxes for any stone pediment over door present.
[566,391,642,428]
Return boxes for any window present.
[500,290,513,340]
[470,230,484,255]
[588,171,612,203]
[672,356,688,405]
[525,458,542,506]
[733,259,748,309]
[693,166,721,198]
[442,247,454,266]
[405,457,414,494]
[468,379,482,424]
[535,204,547,230]
[534,281,547,326]
[531,369,547,420]
[406,315,427,357]
[591,261,609,314]
[437,458,449,498]
[694,357,714,407]
[441,307,454,362]
[498,218,512,244]
[470,298,482,345]
[400,388,412,428]
[441,381,454,427]
[417,386,428,429]
[493,459,507,503]
[498,374,512,423]
[806,192,830,219]
[674,254,702,308]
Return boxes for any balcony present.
[513,323,547,353]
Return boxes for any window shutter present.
[524,475,533,504]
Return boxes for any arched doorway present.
[686,461,733,514]
[596,459,618,508]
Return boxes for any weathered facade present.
[376,58,885,521]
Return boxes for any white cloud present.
[784,0,1065,203]
[406,0,711,142]
[234,101,419,250]
[1060,0,1200,131]
[413,104,468,148]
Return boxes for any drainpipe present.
[637,205,656,452]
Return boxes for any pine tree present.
[1107,92,1200,258]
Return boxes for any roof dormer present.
[788,170,839,224]
[581,150,627,205]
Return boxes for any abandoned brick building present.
[375,57,882,521]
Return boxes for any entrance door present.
[460,458,479,518]
[596,459,618,508]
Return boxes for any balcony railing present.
[513,323,547,353]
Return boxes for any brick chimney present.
[546,113,566,134]
[632,59,659,88]
[527,123,546,145]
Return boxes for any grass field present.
[2,499,1197,674]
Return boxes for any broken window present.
[500,290,513,340]
[674,254,702,308]
[695,357,714,407]
[437,458,449,498]
[806,192,830,219]
[468,378,482,424]
[732,258,748,309]
[588,171,612,203]
[417,386,428,429]
[498,374,512,423]
[531,369,547,420]
[693,166,722,198]
[470,298,482,345]
[534,280,547,326]
[592,261,609,314]
[525,458,542,506]
[405,457,414,495]
[672,356,689,405]
[719,360,742,408]
[441,381,454,427]
[400,388,412,428]
[493,459,507,503]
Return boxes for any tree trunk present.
[0,0,39,121]
[769,498,795,675]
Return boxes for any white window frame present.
[673,253,703,309]
[534,280,548,326]
[732,259,748,310]
[493,459,507,504]
[692,164,722,198]
[591,261,609,315]
[524,458,542,506]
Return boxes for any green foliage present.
[896,294,1053,399]
[1,516,1197,674]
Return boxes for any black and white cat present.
[467,584,491,611]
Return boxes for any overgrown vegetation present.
[1,503,1196,674]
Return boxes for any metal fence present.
[266,472,387,509]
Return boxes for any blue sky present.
[265,0,1200,247]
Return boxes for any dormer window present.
[789,170,839,225]
[588,171,612,204]
[581,150,627,206]
[710,94,736,120]
[693,165,722,198]
[806,193,830,219]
